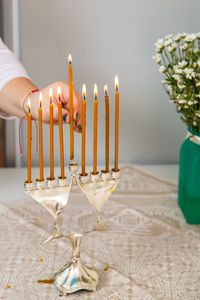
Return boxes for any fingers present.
[62,111,69,124]
[36,81,82,132]
[61,82,82,133]
[73,107,82,133]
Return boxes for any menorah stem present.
[69,162,79,185]
[69,233,83,260]
[93,210,108,231]
[42,218,63,244]
[97,211,101,223]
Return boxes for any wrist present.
[22,89,40,114]
[13,77,38,115]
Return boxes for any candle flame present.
[82,83,86,99]
[68,54,72,64]
[57,86,61,98]
[115,75,119,91]
[39,92,43,106]
[49,88,53,102]
[104,85,108,95]
[27,98,31,111]
[94,83,98,99]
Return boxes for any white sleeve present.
[0,38,30,119]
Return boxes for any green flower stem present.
[164,48,172,66]
[177,43,182,59]
[161,53,168,68]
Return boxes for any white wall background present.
[3,0,200,168]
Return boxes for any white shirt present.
[0,38,30,119]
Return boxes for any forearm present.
[0,77,37,118]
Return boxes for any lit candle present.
[49,88,54,180]
[58,87,65,179]
[93,83,98,175]
[114,75,119,171]
[104,85,109,172]
[82,84,86,176]
[38,93,44,181]
[27,99,32,183]
[68,54,74,160]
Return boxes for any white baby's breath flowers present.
[165,39,173,47]
[173,34,181,42]
[159,65,167,73]
[178,84,185,90]
[154,32,200,130]
[173,74,181,82]
[188,100,195,105]
[196,112,200,118]
[152,54,161,64]
[155,38,164,53]
[161,79,169,84]
[180,44,188,51]
[165,34,173,40]
[184,33,196,43]
[167,86,173,93]
[168,44,176,53]
[174,66,183,74]
[178,99,186,104]
[178,60,187,68]
[184,68,196,79]
[181,32,187,38]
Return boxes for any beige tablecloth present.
[0,165,200,300]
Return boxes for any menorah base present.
[54,258,99,294]
[54,232,99,295]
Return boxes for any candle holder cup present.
[78,169,120,231]
[24,176,72,244]
[24,163,120,295]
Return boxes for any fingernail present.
[63,114,68,122]
[78,124,82,131]
[75,120,78,127]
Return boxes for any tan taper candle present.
[58,87,65,179]
[82,84,86,176]
[104,85,109,172]
[27,99,32,183]
[49,88,54,180]
[68,54,74,160]
[93,84,98,175]
[114,76,119,172]
[38,93,44,181]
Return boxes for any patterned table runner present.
[0,165,199,300]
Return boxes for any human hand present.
[24,81,82,133]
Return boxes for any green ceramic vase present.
[178,127,200,224]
